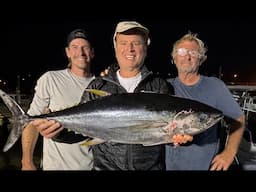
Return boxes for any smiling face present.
[173,40,201,74]
[65,38,94,72]
[115,33,147,76]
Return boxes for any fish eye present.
[199,113,208,122]
[182,124,190,130]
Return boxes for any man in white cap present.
[21,29,95,170]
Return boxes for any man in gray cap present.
[21,29,95,170]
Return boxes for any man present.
[21,29,95,170]
[166,32,245,170]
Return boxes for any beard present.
[177,62,199,73]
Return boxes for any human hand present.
[32,119,64,139]
[100,68,109,77]
[43,107,51,114]
[210,150,235,171]
[172,134,193,146]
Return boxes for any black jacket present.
[54,65,173,170]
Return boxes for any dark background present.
[1,1,256,172]
[4,7,256,94]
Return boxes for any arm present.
[209,79,245,170]
[32,119,64,139]
[210,114,245,171]
[21,73,50,170]
[32,119,88,143]
[21,123,39,170]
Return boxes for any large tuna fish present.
[0,89,223,152]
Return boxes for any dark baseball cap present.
[66,29,92,46]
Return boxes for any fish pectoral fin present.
[80,138,106,146]
[84,89,111,97]
[129,121,168,130]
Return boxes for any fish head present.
[171,110,223,135]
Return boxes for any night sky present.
[5,14,256,93]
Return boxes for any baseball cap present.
[113,21,150,46]
[66,29,91,46]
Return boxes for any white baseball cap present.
[113,21,150,47]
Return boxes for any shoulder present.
[40,69,65,78]
[147,74,168,85]
[40,69,68,80]
[201,76,231,96]
[145,75,174,94]
[87,76,105,89]
[202,76,226,87]
[35,70,67,88]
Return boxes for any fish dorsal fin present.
[84,89,111,97]
[80,138,106,146]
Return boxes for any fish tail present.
[0,89,29,152]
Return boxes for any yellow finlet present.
[80,138,106,146]
[84,89,111,97]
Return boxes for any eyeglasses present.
[176,48,201,58]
